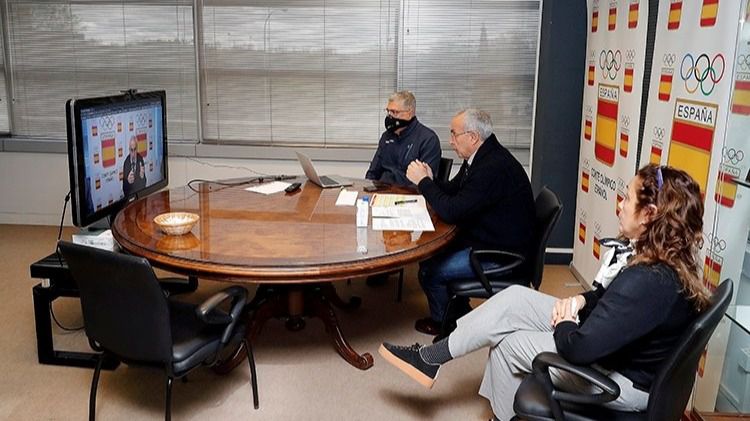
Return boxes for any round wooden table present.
[112,177,457,370]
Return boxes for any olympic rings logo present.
[706,233,726,253]
[136,113,147,126]
[722,147,745,165]
[101,116,114,130]
[599,49,622,80]
[653,126,665,140]
[680,53,725,96]
[625,49,636,62]
[737,55,750,71]
[621,115,630,126]
[663,53,676,68]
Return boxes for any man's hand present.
[406,160,433,185]
[551,295,585,327]
[127,169,135,184]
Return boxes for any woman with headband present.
[379,164,711,421]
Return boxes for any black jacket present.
[122,154,147,197]
[417,134,535,254]
[554,263,700,391]
[366,118,441,187]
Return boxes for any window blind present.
[5,0,197,140]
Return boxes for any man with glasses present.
[366,91,441,187]
[122,136,147,197]
[404,108,535,336]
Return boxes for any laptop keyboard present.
[319,175,337,186]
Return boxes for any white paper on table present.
[371,217,435,232]
[244,181,291,195]
[370,193,426,208]
[371,206,430,218]
[335,189,358,206]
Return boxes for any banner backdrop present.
[637,0,745,411]
[572,0,648,285]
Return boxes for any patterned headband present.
[656,166,664,190]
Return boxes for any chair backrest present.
[437,157,453,183]
[58,241,173,364]
[646,279,733,421]
[528,186,563,290]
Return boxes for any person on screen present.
[403,108,535,336]
[380,165,710,421]
[122,136,146,196]
[366,90,441,187]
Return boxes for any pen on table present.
[394,199,418,205]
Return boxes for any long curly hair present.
[629,164,711,311]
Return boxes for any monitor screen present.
[66,90,168,227]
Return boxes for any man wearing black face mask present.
[366,91,441,187]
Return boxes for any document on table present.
[371,193,426,208]
[370,193,434,231]
[335,189,358,206]
[244,181,290,195]
[372,216,435,231]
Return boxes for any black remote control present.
[285,182,302,193]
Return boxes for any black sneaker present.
[379,342,440,389]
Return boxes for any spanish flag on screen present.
[584,118,592,140]
[659,70,673,102]
[91,125,98,137]
[628,2,639,28]
[593,237,601,259]
[668,1,682,30]
[588,64,595,86]
[595,84,618,167]
[136,133,148,158]
[731,80,750,115]
[624,67,634,93]
[714,170,737,208]
[620,132,629,157]
[702,254,722,292]
[650,144,663,164]
[608,6,616,31]
[667,99,717,197]
[578,223,586,244]
[700,0,718,27]
[581,170,590,192]
[592,10,599,32]
[101,138,116,168]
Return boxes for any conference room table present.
[111,176,457,370]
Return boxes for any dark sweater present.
[366,118,441,187]
[554,263,699,391]
[417,134,535,254]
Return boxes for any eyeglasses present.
[385,108,409,116]
[450,130,472,139]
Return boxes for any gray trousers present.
[447,285,649,421]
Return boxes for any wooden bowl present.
[153,212,199,236]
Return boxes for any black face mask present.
[384,115,413,133]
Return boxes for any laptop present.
[295,152,353,188]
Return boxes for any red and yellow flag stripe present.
[714,170,737,208]
[584,119,592,140]
[668,1,682,30]
[578,223,586,244]
[659,72,673,102]
[593,236,601,259]
[592,10,599,32]
[731,80,750,115]
[608,6,616,31]
[700,0,718,27]
[628,2,639,28]
[581,171,590,192]
[619,132,629,157]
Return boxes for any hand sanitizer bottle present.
[356,196,369,228]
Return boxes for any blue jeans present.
[418,247,499,322]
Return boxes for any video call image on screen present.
[80,99,164,214]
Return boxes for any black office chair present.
[392,157,454,302]
[513,279,733,421]
[57,241,259,421]
[439,186,563,335]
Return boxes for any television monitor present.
[66,90,168,227]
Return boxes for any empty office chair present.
[513,279,733,421]
[57,241,258,421]
[440,186,562,335]
[394,157,454,302]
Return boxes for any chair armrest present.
[469,250,525,295]
[196,286,248,344]
[531,352,620,420]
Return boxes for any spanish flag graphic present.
[101,138,116,168]
[667,99,718,197]
[136,133,148,158]
[93,151,100,165]
[592,9,599,32]
[624,67,634,93]
[628,1,639,28]
[149,141,153,151]
[95,177,101,190]
[117,147,123,158]
[581,170,590,192]
[578,222,586,244]
[731,79,750,115]
[702,253,722,292]
[620,132,629,157]
[608,6,616,31]
[91,125,98,137]
[149,118,153,128]
[714,170,737,208]
[650,144,663,164]
[593,236,601,259]
[117,121,122,133]
[129,121,134,132]
[149,162,154,172]
[668,0,682,30]
[588,64,595,86]
[616,192,624,216]
[700,0,718,27]
[595,84,618,167]
[659,69,673,102]
[584,118,593,140]
[118,170,123,181]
